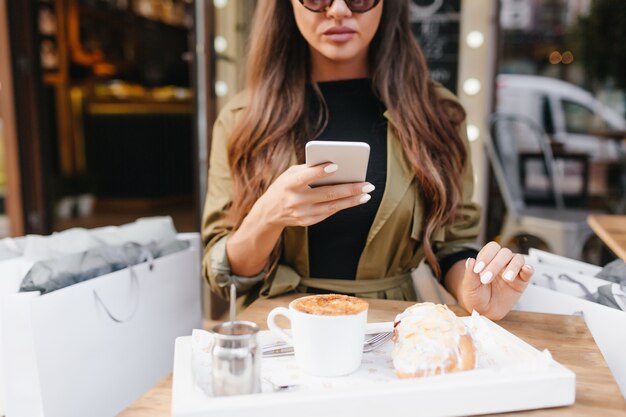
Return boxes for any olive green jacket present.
[201,85,481,302]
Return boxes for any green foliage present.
[573,0,626,89]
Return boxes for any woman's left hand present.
[458,241,534,320]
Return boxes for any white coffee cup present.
[266,295,368,377]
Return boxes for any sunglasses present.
[298,0,381,13]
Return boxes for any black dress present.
[307,78,388,280]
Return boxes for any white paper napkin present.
[190,329,214,395]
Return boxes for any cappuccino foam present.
[292,294,368,316]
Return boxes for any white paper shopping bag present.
[516,284,626,398]
[1,233,202,417]
[0,256,31,417]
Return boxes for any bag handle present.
[92,241,155,323]
[93,265,140,323]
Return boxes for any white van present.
[496,74,626,161]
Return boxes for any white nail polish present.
[359,194,371,203]
[473,261,485,274]
[480,271,493,284]
[324,164,338,173]
[362,184,375,193]
[504,270,515,281]
[465,258,470,269]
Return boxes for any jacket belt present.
[299,273,411,294]
[259,264,416,301]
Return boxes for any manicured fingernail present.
[523,264,533,272]
[359,194,371,203]
[324,164,338,173]
[473,261,485,274]
[465,257,471,269]
[480,271,493,284]
[362,184,375,193]
[504,270,515,281]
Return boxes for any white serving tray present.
[172,317,575,417]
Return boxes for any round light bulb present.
[215,81,229,97]
[214,36,228,54]
[561,51,574,65]
[463,78,481,96]
[466,31,485,49]
[467,124,480,142]
[549,51,562,65]
[213,0,228,9]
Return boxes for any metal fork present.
[362,331,393,352]
[262,331,390,352]
[262,331,392,358]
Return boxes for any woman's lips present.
[323,27,356,43]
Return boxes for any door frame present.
[195,0,229,320]
[0,0,24,236]
[3,0,52,235]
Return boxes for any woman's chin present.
[317,44,365,65]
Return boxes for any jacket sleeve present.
[200,105,264,300]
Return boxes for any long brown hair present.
[227,0,467,277]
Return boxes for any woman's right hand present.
[226,162,372,277]
[253,163,375,228]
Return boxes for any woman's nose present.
[326,0,352,19]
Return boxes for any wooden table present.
[588,214,626,261]
[118,295,626,417]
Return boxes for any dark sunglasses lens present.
[345,0,378,12]
[301,0,332,12]
[301,0,378,12]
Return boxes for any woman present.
[202,0,533,320]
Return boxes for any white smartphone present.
[305,141,370,187]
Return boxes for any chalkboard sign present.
[410,0,461,94]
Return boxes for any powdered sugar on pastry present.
[392,302,477,378]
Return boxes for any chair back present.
[486,113,565,214]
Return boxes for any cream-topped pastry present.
[392,302,477,378]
